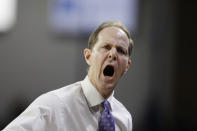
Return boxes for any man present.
[3,21,134,131]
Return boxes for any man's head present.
[88,21,134,57]
[84,21,134,98]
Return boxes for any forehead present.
[97,27,129,48]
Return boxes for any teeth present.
[103,65,114,77]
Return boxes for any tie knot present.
[102,100,110,110]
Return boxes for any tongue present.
[103,65,114,76]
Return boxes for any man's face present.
[84,27,131,98]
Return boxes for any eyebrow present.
[103,42,127,49]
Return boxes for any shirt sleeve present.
[2,94,58,131]
[127,113,133,131]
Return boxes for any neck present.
[87,74,113,99]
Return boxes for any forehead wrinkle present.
[96,27,129,50]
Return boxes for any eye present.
[117,47,127,55]
[103,45,111,50]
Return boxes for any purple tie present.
[99,100,115,131]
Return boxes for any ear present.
[124,59,131,73]
[84,48,92,66]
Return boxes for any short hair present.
[88,21,134,57]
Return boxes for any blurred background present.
[0,0,196,131]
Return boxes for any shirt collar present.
[81,75,114,109]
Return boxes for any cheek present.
[117,59,128,77]
[94,52,105,63]
[119,58,128,69]
[91,53,103,69]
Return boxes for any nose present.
[108,48,117,61]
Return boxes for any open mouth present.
[103,65,114,77]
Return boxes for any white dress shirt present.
[3,76,132,131]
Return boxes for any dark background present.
[0,0,196,131]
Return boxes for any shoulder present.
[26,81,84,119]
[34,81,83,107]
[24,81,83,114]
[52,81,82,100]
